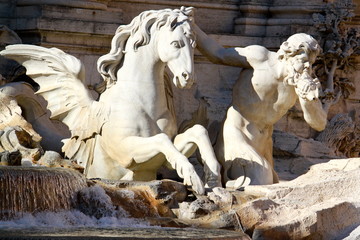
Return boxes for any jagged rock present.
[273,130,336,158]
[37,151,64,167]
[173,191,252,238]
[0,126,42,162]
[21,159,33,167]
[170,157,360,239]
[37,151,84,173]
[76,184,120,219]
[208,210,242,230]
[273,130,340,180]
[207,187,235,207]
[235,158,360,239]
[87,179,188,219]
[0,150,22,166]
[178,196,219,220]
[96,179,188,206]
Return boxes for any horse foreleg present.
[174,124,222,188]
[120,133,205,195]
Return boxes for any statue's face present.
[291,50,310,73]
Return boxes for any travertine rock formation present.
[238,158,360,239]
[0,126,41,162]
[174,158,360,239]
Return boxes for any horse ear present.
[180,6,195,17]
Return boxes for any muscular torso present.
[220,50,298,163]
[231,52,297,129]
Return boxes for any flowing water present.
[0,166,245,239]
[0,166,87,219]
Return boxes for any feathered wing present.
[0,44,109,167]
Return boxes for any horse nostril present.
[182,72,189,80]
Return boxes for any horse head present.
[156,7,196,89]
[97,6,196,89]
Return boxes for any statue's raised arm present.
[193,24,251,68]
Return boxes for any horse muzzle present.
[173,71,194,89]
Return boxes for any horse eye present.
[171,41,183,48]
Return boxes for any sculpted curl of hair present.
[278,33,321,63]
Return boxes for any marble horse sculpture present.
[194,24,328,189]
[1,7,221,195]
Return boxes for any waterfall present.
[0,166,87,219]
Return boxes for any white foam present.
[0,210,150,229]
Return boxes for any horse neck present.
[109,45,169,112]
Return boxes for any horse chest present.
[106,101,174,137]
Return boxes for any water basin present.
[0,227,246,239]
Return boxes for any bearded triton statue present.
[194,24,327,188]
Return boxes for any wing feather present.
[0,44,109,166]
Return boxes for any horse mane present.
[97,6,194,89]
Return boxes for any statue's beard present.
[284,66,320,101]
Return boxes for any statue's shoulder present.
[240,45,271,65]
